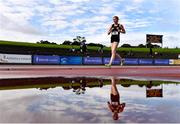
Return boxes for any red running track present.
[0,65,180,81]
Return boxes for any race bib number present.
[112,31,118,35]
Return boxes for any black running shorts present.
[111,35,120,43]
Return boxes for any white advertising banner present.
[169,59,174,65]
[0,54,32,63]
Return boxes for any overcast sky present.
[0,0,180,48]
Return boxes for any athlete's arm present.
[108,24,113,35]
[107,101,113,112]
[120,24,126,34]
[118,103,126,112]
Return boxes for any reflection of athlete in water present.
[105,16,126,67]
[107,77,126,120]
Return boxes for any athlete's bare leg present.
[111,77,119,95]
[108,42,119,65]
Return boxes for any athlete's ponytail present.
[113,16,119,20]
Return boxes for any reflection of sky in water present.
[0,84,180,123]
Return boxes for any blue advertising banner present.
[33,55,60,64]
[60,56,82,65]
[83,57,103,64]
[124,58,139,65]
[139,59,153,65]
[154,59,169,65]
[103,57,120,65]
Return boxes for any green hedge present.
[0,40,180,53]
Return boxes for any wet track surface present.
[0,76,180,123]
[0,65,180,123]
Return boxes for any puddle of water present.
[0,77,180,123]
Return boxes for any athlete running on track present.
[105,16,126,67]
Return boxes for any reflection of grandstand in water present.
[0,77,178,95]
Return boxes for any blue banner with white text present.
[154,59,169,65]
[83,57,103,65]
[103,57,120,65]
[33,55,60,64]
[124,58,139,65]
[139,59,153,65]
[60,56,82,65]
